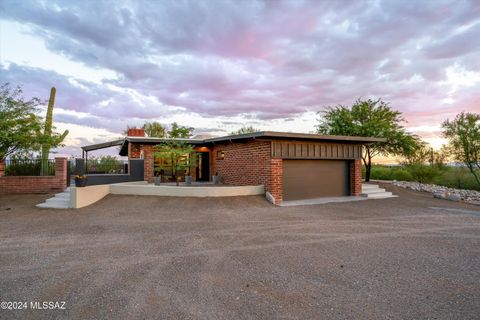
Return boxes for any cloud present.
[1,0,479,150]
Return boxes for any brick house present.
[83,128,384,204]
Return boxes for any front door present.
[196,152,210,181]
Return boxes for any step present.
[361,192,395,199]
[54,192,71,199]
[361,188,386,194]
[362,184,380,190]
[45,197,70,203]
[36,202,70,209]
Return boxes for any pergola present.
[80,139,125,165]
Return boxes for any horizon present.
[1,0,479,158]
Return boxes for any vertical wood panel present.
[270,141,362,159]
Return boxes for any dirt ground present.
[0,184,479,319]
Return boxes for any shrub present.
[404,163,442,183]
[433,167,480,191]
[363,165,413,181]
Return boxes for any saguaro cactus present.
[40,87,68,175]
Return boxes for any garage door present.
[282,160,350,201]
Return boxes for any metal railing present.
[85,159,128,174]
[4,159,56,176]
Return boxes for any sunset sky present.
[1,0,479,158]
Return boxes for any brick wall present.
[0,158,67,194]
[128,142,142,159]
[211,140,279,199]
[141,145,154,182]
[350,159,362,196]
[269,158,283,203]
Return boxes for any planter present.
[212,175,220,184]
[185,176,193,185]
[154,176,161,186]
[75,178,87,187]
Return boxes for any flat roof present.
[81,132,386,156]
[81,139,124,152]
[204,131,386,143]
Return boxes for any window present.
[216,150,225,160]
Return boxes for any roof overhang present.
[81,139,124,152]
[204,131,386,144]
[82,132,386,157]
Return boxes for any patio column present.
[54,157,68,190]
[350,159,362,196]
[268,158,283,204]
[142,145,154,183]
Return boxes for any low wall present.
[0,158,67,194]
[110,183,265,197]
[70,182,264,208]
[70,184,110,209]
[75,158,144,186]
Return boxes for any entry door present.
[282,160,349,201]
[196,152,210,181]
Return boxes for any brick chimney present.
[127,128,145,137]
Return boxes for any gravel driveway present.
[1,184,479,319]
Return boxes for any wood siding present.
[271,141,362,160]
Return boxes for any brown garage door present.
[282,160,350,201]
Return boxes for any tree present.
[402,142,447,168]
[0,83,42,160]
[230,126,260,135]
[40,87,69,175]
[168,122,194,138]
[316,98,421,181]
[442,112,480,186]
[154,141,197,186]
[142,121,167,138]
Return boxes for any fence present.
[4,159,56,176]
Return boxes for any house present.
[82,128,384,204]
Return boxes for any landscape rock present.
[447,194,462,202]
[393,181,480,205]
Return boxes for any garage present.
[282,160,350,201]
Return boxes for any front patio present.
[65,181,265,208]
[109,181,265,198]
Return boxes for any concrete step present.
[361,188,386,194]
[361,192,396,199]
[45,197,70,205]
[36,189,71,209]
[36,201,70,209]
[54,192,70,199]
[362,184,380,190]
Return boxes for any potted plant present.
[74,175,87,187]
[154,173,161,186]
[212,172,220,184]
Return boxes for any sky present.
[1,0,480,159]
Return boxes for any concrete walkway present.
[279,196,368,206]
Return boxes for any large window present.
[154,151,191,182]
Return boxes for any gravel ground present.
[1,184,479,319]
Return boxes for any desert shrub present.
[363,165,414,181]
[363,164,480,191]
[433,167,480,191]
[404,163,442,183]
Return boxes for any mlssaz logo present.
[30,301,66,310]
